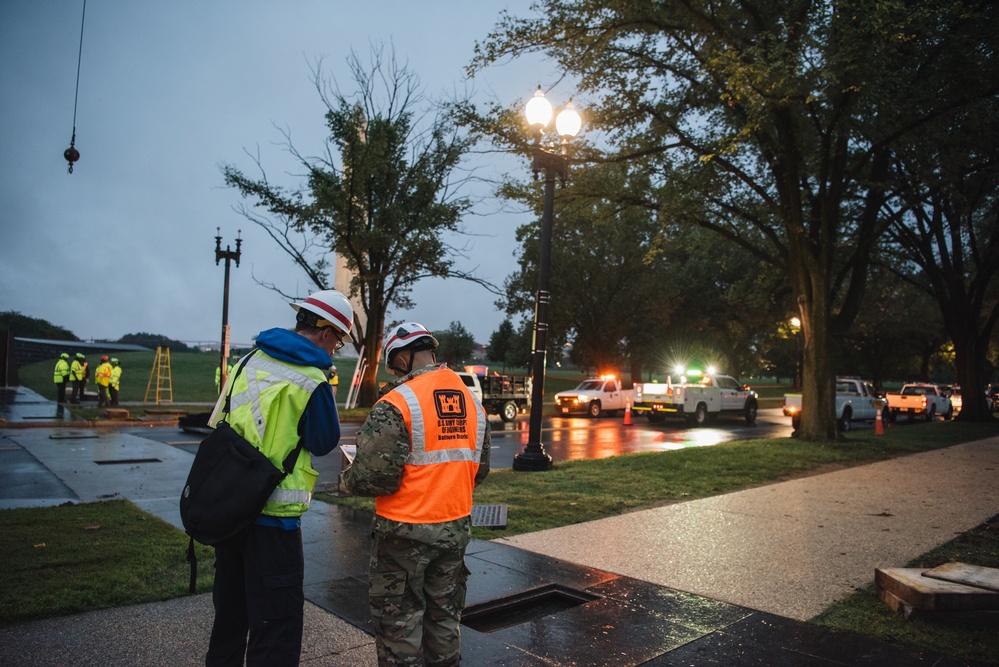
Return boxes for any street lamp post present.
[215,228,242,392]
[513,87,582,472]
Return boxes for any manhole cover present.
[471,504,507,528]
[462,584,600,633]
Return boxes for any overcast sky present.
[0,0,561,348]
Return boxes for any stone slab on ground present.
[875,567,999,613]
[923,562,999,593]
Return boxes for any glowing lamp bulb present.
[555,101,582,138]
[525,86,553,128]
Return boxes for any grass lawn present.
[18,351,382,403]
[0,500,214,627]
[321,421,999,540]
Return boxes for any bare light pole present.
[215,228,242,392]
[513,87,582,472]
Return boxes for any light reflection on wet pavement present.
[485,408,793,468]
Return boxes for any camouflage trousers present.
[369,519,472,667]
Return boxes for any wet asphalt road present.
[128,407,808,483]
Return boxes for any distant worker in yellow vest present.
[329,365,339,398]
[214,359,234,394]
[109,358,122,406]
[53,353,71,403]
[69,353,87,404]
[95,356,113,407]
[343,322,491,667]
[205,289,354,667]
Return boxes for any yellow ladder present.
[144,347,173,404]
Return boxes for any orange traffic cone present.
[875,406,885,435]
[624,401,633,425]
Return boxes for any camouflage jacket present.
[343,364,490,543]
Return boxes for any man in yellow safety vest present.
[69,353,87,404]
[53,353,70,403]
[205,289,355,667]
[109,358,122,406]
[94,356,113,407]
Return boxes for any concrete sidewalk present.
[2,385,996,666]
[503,437,999,621]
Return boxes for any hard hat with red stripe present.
[383,322,438,373]
[290,289,354,339]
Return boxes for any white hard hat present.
[383,322,438,372]
[290,289,354,338]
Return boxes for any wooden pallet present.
[876,563,999,619]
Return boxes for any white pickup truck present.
[782,377,886,432]
[633,370,759,426]
[554,376,635,417]
[884,383,953,422]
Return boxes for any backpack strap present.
[218,349,259,422]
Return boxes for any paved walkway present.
[2,386,996,666]
[502,438,999,621]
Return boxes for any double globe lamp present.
[513,87,582,472]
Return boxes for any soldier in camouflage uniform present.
[343,322,490,667]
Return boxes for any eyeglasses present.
[328,328,346,350]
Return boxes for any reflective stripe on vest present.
[228,355,321,444]
[394,383,485,465]
[374,369,485,524]
[268,488,312,505]
[212,350,326,517]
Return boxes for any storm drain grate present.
[461,584,600,633]
[95,458,161,465]
[470,504,507,528]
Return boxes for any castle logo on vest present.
[433,390,466,419]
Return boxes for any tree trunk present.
[796,293,839,441]
[355,323,383,408]
[950,322,995,422]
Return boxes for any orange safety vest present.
[375,368,486,524]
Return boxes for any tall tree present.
[434,321,477,367]
[876,0,999,420]
[487,318,516,370]
[842,271,946,388]
[222,47,480,405]
[499,161,783,379]
[500,162,672,375]
[469,0,997,439]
